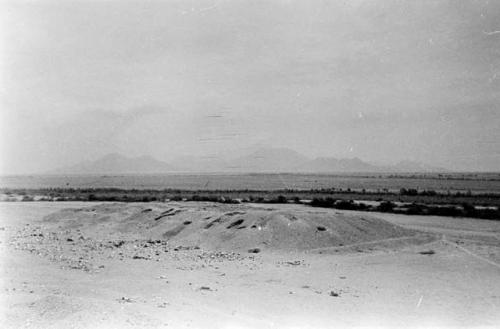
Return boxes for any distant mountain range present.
[53,153,176,174]
[54,148,447,174]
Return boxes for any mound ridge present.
[43,202,417,252]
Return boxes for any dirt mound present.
[42,202,418,252]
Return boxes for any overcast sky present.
[1,0,499,174]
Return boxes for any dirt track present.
[1,202,499,328]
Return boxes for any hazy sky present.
[1,0,499,174]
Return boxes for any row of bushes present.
[6,189,500,220]
[310,198,389,212]
[4,187,499,198]
[309,197,499,220]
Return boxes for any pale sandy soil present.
[1,202,499,329]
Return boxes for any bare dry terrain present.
[1,202,499,328]
[2,172,500,193]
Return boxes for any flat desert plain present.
[1,202,499,328]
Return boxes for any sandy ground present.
[1,202,499,328]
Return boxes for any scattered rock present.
[198,286,212,291]
[329,291,340,297]
[118,297,135,303]
[248,248,261,254]
[113,240,125,248]
[285,260,302,266]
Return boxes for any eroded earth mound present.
[42,202,418,252]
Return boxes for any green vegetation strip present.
[1,188,499,220]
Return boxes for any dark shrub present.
[400,188,418,196]
[357,202,370,210]
[428,206,462,217]
[377,201,396,212]
[268,195,288,203]
[21,195,34,202]
[310,197,336,208]
[462,203,476,217]
[335,200,357,210]
[190,195,202,201]
[277,195,288,203]
[406,203,426,215]
[475,208,500,220]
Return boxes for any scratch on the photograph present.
[483,30,500,35]
[416,295,423,308]
[198,137,232,142]
[200,5,218,12]
[181,4,218,15]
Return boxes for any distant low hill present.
[296,157,446,173]
[296,157,379,173]
[54,153,177,174]
[389,160,446,173]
